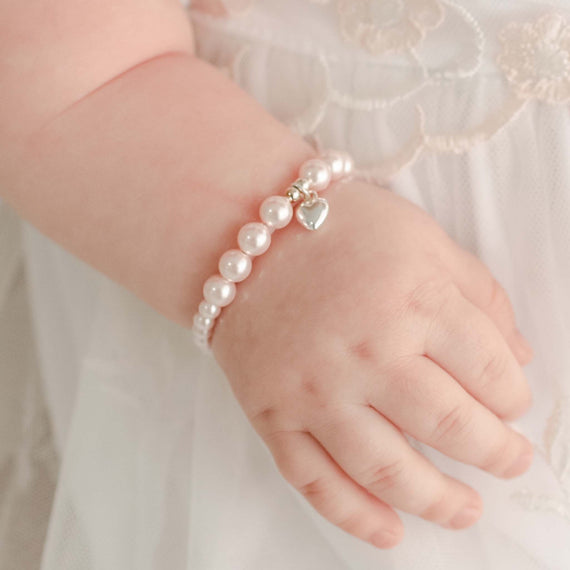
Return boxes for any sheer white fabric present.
[3,0,570,567]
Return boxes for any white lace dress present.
[3,0,570,568]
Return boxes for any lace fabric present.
[191,1,570,179]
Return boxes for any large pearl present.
[219,249,252,282]
[259,196,293,230]
[203,275,236,307]
[299,158,332,192]
[323,150,353,181]
[238,222,271,256]
[199,301,221,319]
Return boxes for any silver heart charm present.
[296,197,329,231]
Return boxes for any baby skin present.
[1,0,534,550]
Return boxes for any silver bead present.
[299,158,332,192]
[219,249,252,282]
[260,195,293,229]
[287,179,311,203]
[203,275,236,307]
[238,222,271,256]
[199,301,221,319]
[287,187,301,202]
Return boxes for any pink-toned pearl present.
[219,249,252,282]
[238,222,271,256]
[322,150,353,181]
[193,313,214,331]
[259,196,293,229]
[203,275,236,307]
[199,301,221,319]
[299,158,332,192]
[342,152,354,175]
[192,329,210,351]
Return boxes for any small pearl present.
[199,301,220,319]
[322,150,346,181]
[299,158,332,192]
[260,196,293,229]
[238,222,271,256]
[203,275,236,307]
[192,330,210,351]
[193,313,214,330]
[192,330,208,344]
[219,249,252,282]
[192,324,209,338]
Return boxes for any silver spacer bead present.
[286,178,311,203]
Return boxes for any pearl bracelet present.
[192,150,354,352]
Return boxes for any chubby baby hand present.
[213,181,534,549]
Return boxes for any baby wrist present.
[192,150,355,352]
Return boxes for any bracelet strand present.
[192,150,354,352]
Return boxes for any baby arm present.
[0,0,313,324]
[0,0,535,549]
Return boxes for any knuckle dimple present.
[300,374,321,397]
[403,278,455,321]
[299,374,332,407]
[431,404,473,445]
[348,340,374,361]
[250,406,278,432]
[360,459,406,495]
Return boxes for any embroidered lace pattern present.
[191,2,570,179]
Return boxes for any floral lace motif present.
[193,2,570,180]
[498,13,570,103]
[336,0,445,55]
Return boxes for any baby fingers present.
[265,429,404,549]
[309,404,483,529]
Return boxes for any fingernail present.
[446,505,482,529]
[503,447,534,478]
[371,530,400,549]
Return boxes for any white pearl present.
[203,275,236,307]
[238,222,271,256]
[192,329,210,351]
[299,158,332,192]
[193,331,208,345]
[192,324,209,338]
[199,301,220,319]
[193,313,214,330]
[342,152,354,175]
[322,150,346,181]
[219,249,252,282]
[259,196,293,229]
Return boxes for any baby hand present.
[213,181,533,549]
